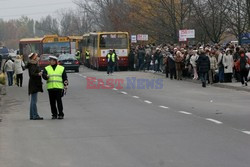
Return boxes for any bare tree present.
[191,0,229,43]
[36,15,60,35]
[225,0,248,45]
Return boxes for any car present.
[38,54,51,69]
[58,54,80,72]
[0,46,9,59]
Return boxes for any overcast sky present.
[0,0,77,20]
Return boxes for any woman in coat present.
[14,55,25,87]
[174,51,184,80]
[223,49,234,82]
[26,53,43,120]
[190,50,199,80]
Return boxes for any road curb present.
[143,71,250,92]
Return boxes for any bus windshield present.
[99,34,128,49]
[43,42,70,56]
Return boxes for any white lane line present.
[121,91,128,95]
[159,106,169,109]
[132,96,140,99]
[113,88,118,91]
[206,118,223,124]
[179,111,192,115]
[242,131,250,135]
[144,100,152,104]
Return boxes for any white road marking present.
[242,131,250,135]
[206,118,223,124]
[159,106,169,109]
[144,100,152,104]
[179,111,192,115]
[132,96,139,99]
[113,88,118,91]
[121,91,128,95]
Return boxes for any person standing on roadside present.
[42,56,68,119]
[238,50,249,86]
[217,49,225,83]
[208,51,217,84]
[4,56,14,86]
[196,49,210,88]
[223,49,234,83]
[14,55,25,87]
[27,53,43,120]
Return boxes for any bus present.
[80,32,130,70]
[19,35,71,63]
[68,36,82,54]
[19,37,43,63]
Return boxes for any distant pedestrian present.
[217,50,225,83]
[129,48,135,71]
[196,50,210,87]
[167,51,176,80]
[208,51,217,84]
[4,56,14,86]
[175,51,184,80]
[238,50,249,86]
[14,55,25,87]
[223,49,234,83]
[190,50,199,80]
[27,53,43,120]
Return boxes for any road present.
[0,66,250,167]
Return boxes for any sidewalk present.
[144,70,250,92]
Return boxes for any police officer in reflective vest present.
[75,51,81,61]
[85,50,90,68]
[106,49,116,75]
[42,56,68,119]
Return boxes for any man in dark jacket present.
[129,48,135,71]
[167,51,176,80]
[196,50,210,87]
[27,53,43,120]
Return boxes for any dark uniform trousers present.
[48,89,64,117]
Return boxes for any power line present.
[0,1,74,10]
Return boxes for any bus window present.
[99,34,128,49]
[43,42,70,56]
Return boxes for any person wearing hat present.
[42,56,68,119]
[106,49,116,75]
[26,53,43,120]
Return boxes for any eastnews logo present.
[86,77,163,90]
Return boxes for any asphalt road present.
[0,66,250,167]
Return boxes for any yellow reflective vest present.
[45,65,64,90]
[85,51,90,60]
[107,53,116,62]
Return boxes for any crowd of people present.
[129,43,250,87]
[1,52,25,87]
